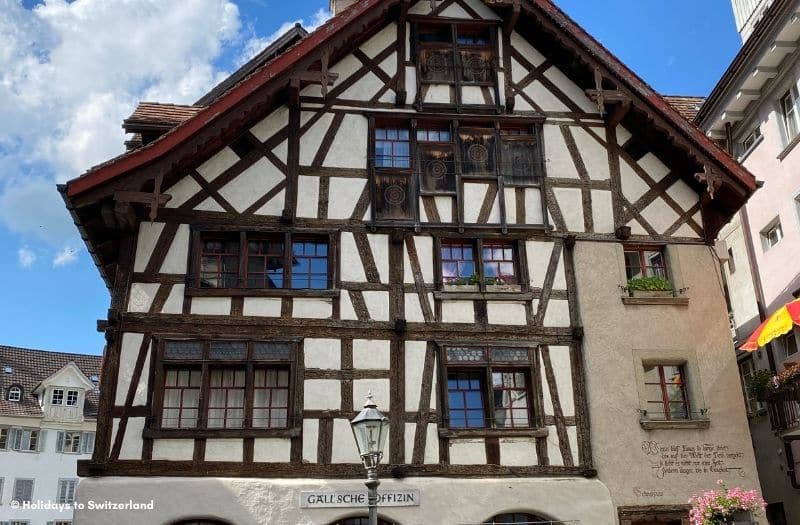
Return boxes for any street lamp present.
[350,392,389,525]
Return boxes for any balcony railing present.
[765,382,800,433]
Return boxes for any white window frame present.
[80,431,95,455]
[782,330,799,361]
[56,479,77,505]
[737,125,762,160]
[761,218,784,251]
[51,388,64,405]
[57,431,81,454]
[12,478,34,503]
[10,428,41,452]
[65,390,79,406]
[7,386,21,402]
[781,87,800,142]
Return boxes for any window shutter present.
[13,479,32,501]
[37,429,46,452]
[81,432,95,454]
[9,428,19,450]
[56,431,64,453]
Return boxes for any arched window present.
[329,518,396,525]
[7,385,22,402]
[485,513,555,524]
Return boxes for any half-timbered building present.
[62,1,762,523]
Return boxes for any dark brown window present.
[643,364,689,421]
[440,239,519,288]
[194,232,332,290]
[155,340,295,433]
[415,21,497,108]
[624,246,667,280]
[371,120,543,223]
[443,347,535,430]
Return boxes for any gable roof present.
[64,0,755,201]
[123,102,203,130]
[663,95,706,121]
[0,345,101,418]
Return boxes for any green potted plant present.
[484,276,522,293]
[443,273,481,292]
[747,369,773,401]
[626,276,673,298]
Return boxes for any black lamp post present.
[350,392,389,525]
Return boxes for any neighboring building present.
[61,0,761,523]
[0,346,101,525]
[695,0,800,523]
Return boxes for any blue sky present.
[0,0,741,356]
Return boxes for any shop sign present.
[300,490,420,508]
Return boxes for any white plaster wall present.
[304,380,341,410]
[253,438,291,463]
[546,426,563,466]
[553,187,584,232]
[250,106,289,143]
[162,284,185,314]
[302,419,319,463]
[253,188,284,216]
[526,240,554,288]
[242,297,282,317]
[367,234,389,283]
[206,439,243,462]
[542,125,580,180]
[116,417,145,460]
[404,341,427,412]
[331,418,362,464]
[341,71,384,101]
[218,157,285,213]
[352,379,390,410]
[362,291,389,321]
[352,339,390,369]
[640,196,679,234]
[487,302,527,325]
[160,223,190,274]
[571,127,611,180]
[197,147,239,182]
[403,235,434,284]
[296,176,320,219]
[547,346,574,417]
[340,233,366,282]
[402,423,437,465]
[441,300,474,323]
[293,298,333,319]
[499,438,538,466]
[304,338,341,370]
[328,178,367,219]
[75,476,616,525]
[449,439,486,464]
[195,196,225,212]
[133,221,164,272]
[127,282,159,313]
[591,190,614,233]
[115,333,146,406]
[300,113,334,165]
[151,439,194,461]
[543,299,570,328]
[525,188,544,224]
[165,175,201,208]
[404,292,432,323]
[190,297,231,316]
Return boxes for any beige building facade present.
[62,0,760,523]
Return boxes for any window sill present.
[639,418,710,430]
[144,427,301,439]
[621,296,689,306]
[438,427,548,439]
[185,288,339,299]
[778,133,800,161]
[435,290,534,301]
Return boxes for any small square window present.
[624,246,667,280]
[51,388,64,405]
[761,219,783,251]
[440,239,519,289]
[66,390,78,406]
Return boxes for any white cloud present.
[53,245,78,267]
[238,8,331,66]
[0,0,242,247]
[18,246,36,268]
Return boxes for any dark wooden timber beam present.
[606,100,631,128]
[504,0,521,35]
[396,0,410,106]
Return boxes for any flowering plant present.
[773,364,800,389]
[689,480,765,525]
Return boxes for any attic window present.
[89,375,100,383]
[7,385,22,402]
[3,366,12,374]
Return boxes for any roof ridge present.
[0,344,102,360]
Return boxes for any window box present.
[443,283,480,293]
[630,289,673,299]
[485,284,522,293]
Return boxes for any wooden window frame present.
[146,338,300,439]
[436,237,526,294]
[411,17,501,112]
[782,88,800,143]
[187,227,339,298]
[438,345,546,438]
[643,364,691,422]
[368,116,547,227]
[623,244,668,280]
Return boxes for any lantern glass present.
[352,416,389,457]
